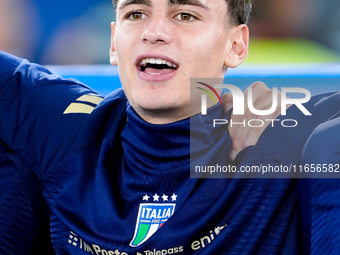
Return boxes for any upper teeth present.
[140,58,178,68]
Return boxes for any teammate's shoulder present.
[301,91,340,163]
[0,50,92,99]
[294,90,340,145]
[302,116,340,163]
[309,91,340,115]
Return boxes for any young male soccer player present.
[1,0,340,254]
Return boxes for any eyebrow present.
[118,0,209,10]
[118,0,151,10]
[168,0,209,10]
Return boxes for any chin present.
[135,101,180,111]
[131,90,181,106]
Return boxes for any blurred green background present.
[247,38,340,63]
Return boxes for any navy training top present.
[1,51,340,254]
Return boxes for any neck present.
[134,105,191,125]
[130,84,222,124]
[132,95,220,124]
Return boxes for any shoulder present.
[0,50,94,100]
[302,116,340,164]
[0,51,110,176]
[257,91,340,165]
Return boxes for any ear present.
[224,24,249,68]
[110,22,118,66]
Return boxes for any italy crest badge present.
[130,193,177,247]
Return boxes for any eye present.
[175,13,197,22]
[127,11,147,20]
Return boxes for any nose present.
[141,15,173,45]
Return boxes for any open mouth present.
[138,58,179,75]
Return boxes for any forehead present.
[117,0,224,9]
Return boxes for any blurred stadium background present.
[1,0,339,96]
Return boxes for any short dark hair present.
[226,0,252,25]
[112,0,252,25]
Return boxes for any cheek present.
[116,44,131,67]
[184,34,227,74]
[115,28,137,65]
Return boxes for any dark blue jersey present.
[300,115,340,255]
[1,51,340,254]
[0,51,101,254]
